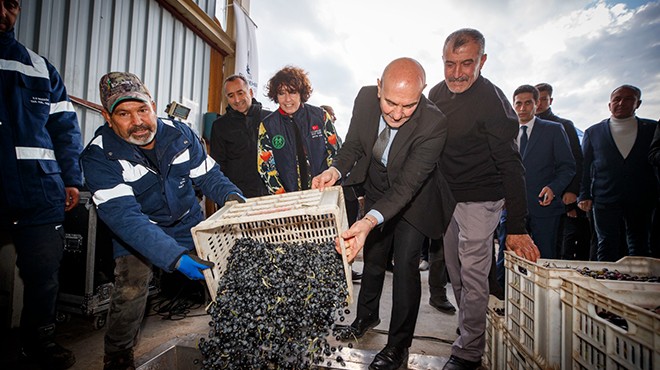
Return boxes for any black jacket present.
[210,99,270,198]
[429,75,528,234]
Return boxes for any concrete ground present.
[0,259,462,370]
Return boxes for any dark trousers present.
[559,212,591,260]
[357,216,425,348]
[528,214,562,259]
[593,202,652,261]
[4,223,65,338]
[105,254,153,354]
[427,238,449,303]
[651,198,660,258]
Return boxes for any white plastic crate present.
[484,296,506,370]
[560,276,660,370]
[192,186,351,302]
[504,329,546,370]
[504,252,659,369]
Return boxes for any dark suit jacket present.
[537,108,583,195]
[521,118,575,217]
[334,86,454,239]
[580,117,658,205]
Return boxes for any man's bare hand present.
[538,186,554,207]
[562,192,577,205]
[64,187,80,212]
[312,167,340,190]
[505,234,540,262]
[335,218,374,263]
[578,199,592,213]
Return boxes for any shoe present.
[340,315,381,340]
[352,269,363,281]
[430,299,456,314]
[419,260,429,271]
[104,348,135,370]
[20,324,76,370]
[369,345,409,370]
[442,355,481,370]
[21,342,76,370]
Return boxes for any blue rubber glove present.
[175,254,214,280]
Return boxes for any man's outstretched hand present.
[505,234,541,262]
[335,217,375,263]
[312,167,340,190]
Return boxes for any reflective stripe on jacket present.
[80,118,241,270]
[0,30,83,226]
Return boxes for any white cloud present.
[249,0,660,137]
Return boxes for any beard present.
[127,125,156,146]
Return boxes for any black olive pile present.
[198,237,350,369]
[575,267,660,282]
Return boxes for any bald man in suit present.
[313,57,453,370]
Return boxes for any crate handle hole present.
[589,304,633,334]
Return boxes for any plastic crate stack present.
[484,296,506,370]
[502,251,660,370]
[190,186,352,302]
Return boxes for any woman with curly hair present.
[257,66,341,194]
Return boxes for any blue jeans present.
[104,254,153,354]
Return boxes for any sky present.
[245,0,660,139]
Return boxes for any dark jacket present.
[257,104,341,194]
[537,107,583,195]
[210,99,270,197]
[580,117,658,205]
[334,86,454,239]
[429,75,528,234]
[521,118,575,217]
[0,29,83,226]
[81,118,241,271]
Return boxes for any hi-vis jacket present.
[0,30,83,226]
[80,118,241,271]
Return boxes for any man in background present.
[535,83,589,260]
[579,85,657,261]
[497,85,574,280]
[210,74,270,198]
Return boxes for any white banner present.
[233,3,259,96]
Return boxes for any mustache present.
[128,124,153,135]
[447,76,469,83]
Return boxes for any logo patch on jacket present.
[310,126,323,139]
[29,96,50,106]
[272,135,285,149]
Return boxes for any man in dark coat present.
[210,74,270,198]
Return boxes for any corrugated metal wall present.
[15,0,219,144]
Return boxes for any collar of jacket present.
[225,98,263,118]
[0,29,15,45]
[101,118,189,162]
[536,107,555,120]
[277,103,308,121]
